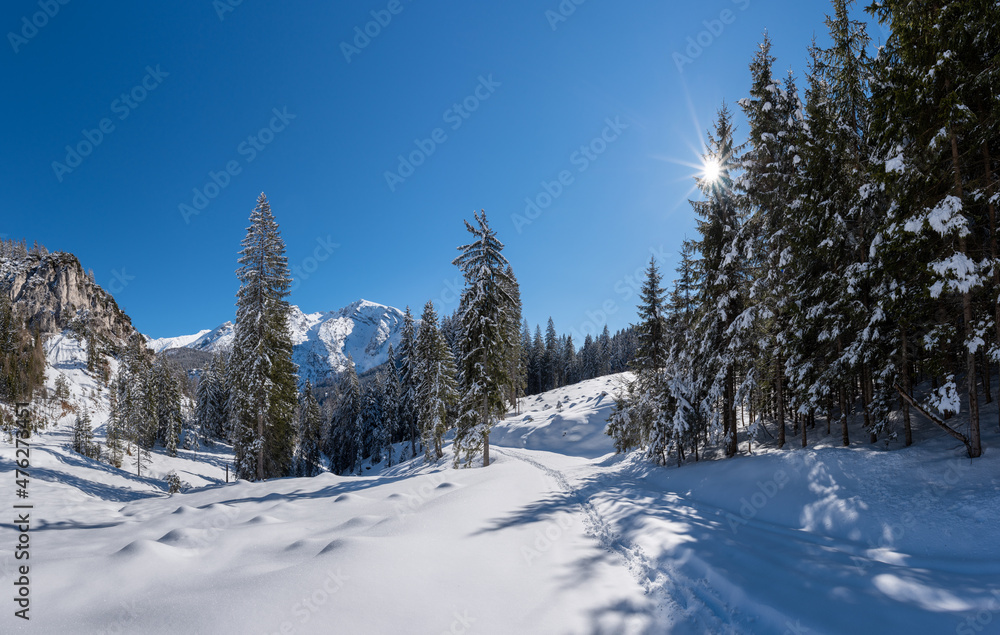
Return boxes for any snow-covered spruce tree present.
[544,318,559,391]
[151,355,183,457]
[397,306,420,458]
[664,240,704,461]
[228,193,299,480]
[415,301,460,461]
[381,345,401,466]
[520,320,535,397]
[209,350,232,440]
[608,257,674,464]
[327,360,362,474]
[690,105,745,458]
[737,34,805,449]
[296,381,323,477]
[113,335,155,476]
[780,39,857,448]
[817,0,890,445]
[358,377,386,468]
[529,325,545,395]
[452,210,518,468]
[504,266,526,413]
[866,0,999,457]
[72,407,96,458]
[105,377,125,468]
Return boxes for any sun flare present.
[702,158,722,183]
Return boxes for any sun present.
[702,158,722,183]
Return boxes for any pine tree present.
[72,408,96,458]
[504,266,526,411]
[327,361,362,474]
[414,301,460,461]
[359,377,386,468]
[228,193,299,480]
[452,210,518,467]
[738,34,806,449]
[152,356,183,457]
[691,105,744,458]
[382,344,402,465]
[544,318,559,390]
[297,381,323,476]
[397,306,420,458]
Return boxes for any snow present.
[145,330,213,354]
[4,345,1000,633]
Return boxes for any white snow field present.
[3,343,1000,634]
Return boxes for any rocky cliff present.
[0,251,138,347]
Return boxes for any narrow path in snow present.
[493,447,744,633]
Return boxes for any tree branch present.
[893,382,973,456]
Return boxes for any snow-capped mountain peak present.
[149,300,407,384]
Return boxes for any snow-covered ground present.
[3,346,1000,634]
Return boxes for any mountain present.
[1,249,138,348]
[151,299,408,385]
[145,329,212,353]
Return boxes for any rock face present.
[0,252,137,346]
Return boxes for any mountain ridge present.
[147,299,409,384]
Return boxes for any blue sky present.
[1,0,885,340]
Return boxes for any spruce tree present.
[397,306,419,458]
[228,193,299,480]
[691,105,745,458]
[414,301,459,461]
[452,211,518,467]
[297,381,323,477]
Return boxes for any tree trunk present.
[947,115,981,457]
[726,368,738,457]
[826,394,833,436]
[838,337,850,446]
[482,395,491,467]
[901,326,913,447]
[982,351,992,404]
[776,353,785,449]
[802,409,810,448]
[257,409,265,481]
[984,142,1000,431]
